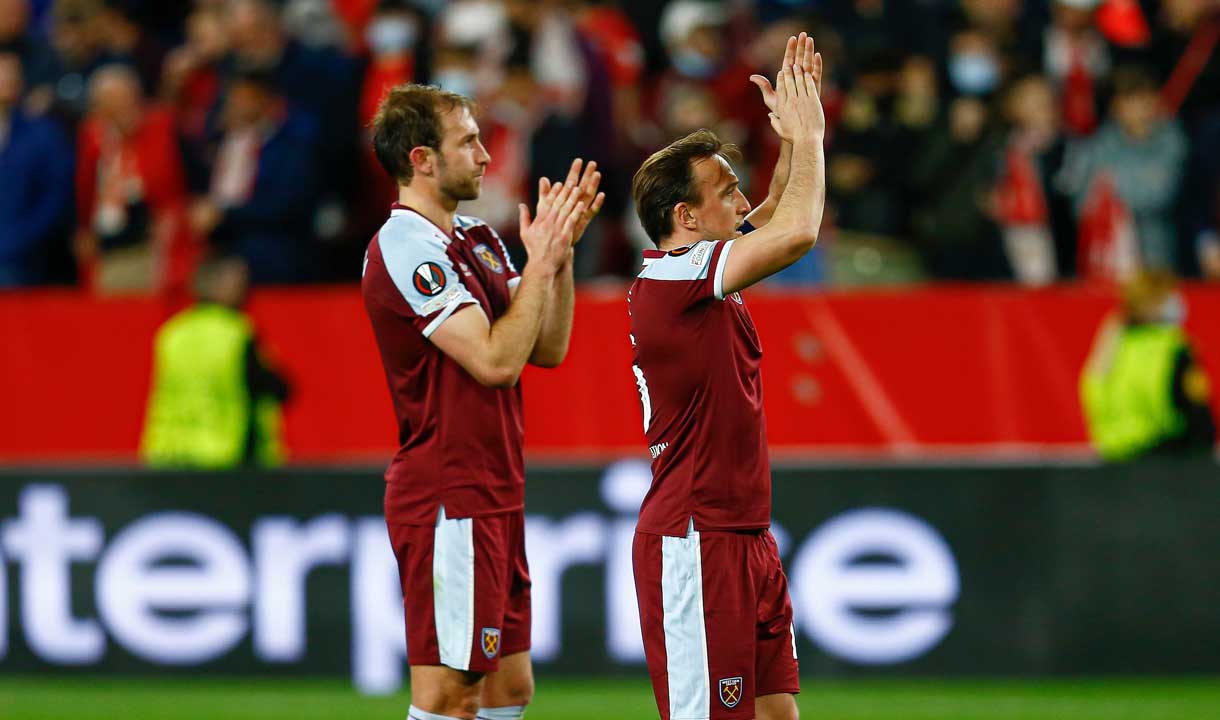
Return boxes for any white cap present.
[660,1,728,46]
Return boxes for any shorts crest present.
[481,627,501,659]
[719,676,743,708]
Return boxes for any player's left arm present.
[743,33,809,230]
[522,160,604,367]
[743,140,792,229]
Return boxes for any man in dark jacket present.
[0,50,73,287]
[189,68,322,283]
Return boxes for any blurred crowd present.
[2,0,1219,292]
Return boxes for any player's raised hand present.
[519,181,585,273]
[768,33,825,144]
[562,159,605,246]
[541,160,606,248]
[749,33,797,116]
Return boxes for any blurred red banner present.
[3,284,1218,464]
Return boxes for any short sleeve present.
[708,239,735,300]
[637,239,735,307]
[380,232,479,338]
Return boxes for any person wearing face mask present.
[1081,269,1217,461]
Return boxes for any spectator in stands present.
[224,0,358,241]
[0,0,59,105]
[1061,66,1188,271]
[96,0,166,94]
[0,50,73,287]
[1081,269,1216,461]
[909,94,1009,279]
[827,48,908,239]
[1042,0,1109,136]
[189,68,322,284]
[43,0,108,124]
[993,74,1076,284]
[141,254,290,469]
[350,0,425,241]
[75,63,188,295]
[160,3,229,194]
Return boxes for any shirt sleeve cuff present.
[713,240,735,300]
[422,297,478,338]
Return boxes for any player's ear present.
[673,202,697,232]
[409,145,435,178]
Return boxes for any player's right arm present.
[720,33,826,296]
[429,182,584,388]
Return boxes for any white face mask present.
[366,17,418,55]
[433,68,476,99]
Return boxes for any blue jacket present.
[0,111,73,286]
[213,109,322,284]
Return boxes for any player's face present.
[691,155,750,240]
[436,105,490,202]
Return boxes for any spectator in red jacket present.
[75,63,189,295]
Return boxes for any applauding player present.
[627,34,826,720]
[362,84,602,720]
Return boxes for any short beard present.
[437,158,481,203]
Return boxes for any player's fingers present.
[558,181,582,217]
[544,180,567,215]
[539,182,567,223]
[565,158,582,189]
[749,74,776,107]
[559,201,585,239]
[782,34,796,70]
[518,203,531,231]
[581,163,600,195]
[779,64,794,103]
[539,176,550,196]
[792,63,805,98]
[590,191,606,216]
[805,33,815,70]
[813,52,823,96]
[585,171,602,201]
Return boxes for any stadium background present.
[2,0,1220,718]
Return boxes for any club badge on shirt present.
[473,243,504,274]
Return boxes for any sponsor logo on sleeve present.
[473,244,504,274]
[482,627,502,659]
[689,243,709,267]
[719,677,743,708]
[420,286,461,315]
[412,262,447,296]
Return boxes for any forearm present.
[767,137,825,250]
[531,258,575,367]
[745,140,792,229]
[484,264,556,384]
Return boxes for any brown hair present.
[371,83,474,185]
[632,129,740,246]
